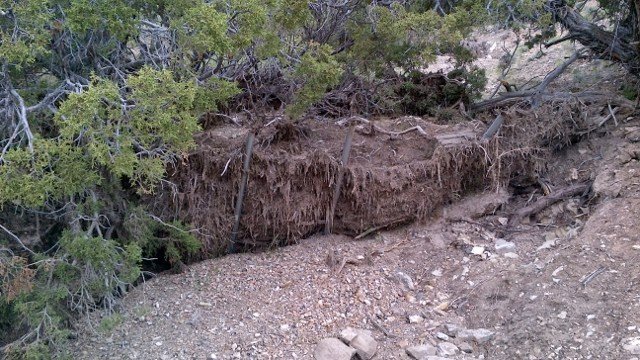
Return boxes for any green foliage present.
[288,44,343,118]
[123,207,201,265]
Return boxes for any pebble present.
[396,271,415,291]
[435,332,449,340]
[408,315,424,324]
[558,311,567,319]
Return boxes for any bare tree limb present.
[0,223,37,256]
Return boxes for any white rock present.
[623,337,640,354]
[557,311,567,319]
[437,341,459,356]
[408,315,424,324]
[435,332,449,340]
[406,344,437,359]
[494,239,516,252]
[503,252,519,259]
[350,333,378,360]
[457,328,495,344]
[471,246,485,255]
[339,327,373,344]
[537,239,556,251]
[314,338,356,360]
[431,269,443,277]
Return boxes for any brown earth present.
[68,27,640,360]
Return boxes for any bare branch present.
[0,223,37,256]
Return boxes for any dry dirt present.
[68,28,640,360]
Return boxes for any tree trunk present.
[548,0,640,76]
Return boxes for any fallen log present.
[509,182,591,225]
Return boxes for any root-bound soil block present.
[158,97,621,257]
[159,115,528,256]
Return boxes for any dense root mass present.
[157,95,632,257]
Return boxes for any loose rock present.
[350,334,378,360]
[406,344,438,359]
[437,341,459,356]
[443,323,462,337]
[458,342,473,353]
[457,328,495,344]
[494,239,516,252]
[622,337,640,355]
[314,338,356,360]
[339,327,372,344]
[396,271,415,291]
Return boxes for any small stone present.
[498,217,508,226]
[457,328,495,344]
[458,342,473,353]
[623,337,640,354]
[471,246,485,255]
[314,338,356,360]
[408,315,424,324]
[494,239,516,252]
[280,324,290,332]
[406,344,437,359]
[503,252,519,259]
[537,239,556,251]
[431,269,443,277]
[208,354,218,360]
[558,311,567,319]
[396,271,415,291]
[437,341,459,356]
[443,323,462,337]
[339,327,373,344]
[155,341,162,346]
[350,334,378,360]
[435,332,449,340]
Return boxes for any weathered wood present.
[548,1,640,76]
[325,125,355,235]
[228,131,256,253]
[509,183,590,225]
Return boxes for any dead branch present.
[0,223,37,256]
[336,116,428,137]
[544,34,576,48]
[481,114,505,141]
[325,124,355,235]
[471,90,634,114]
[509,183,590,225]
[228,131,256,253]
